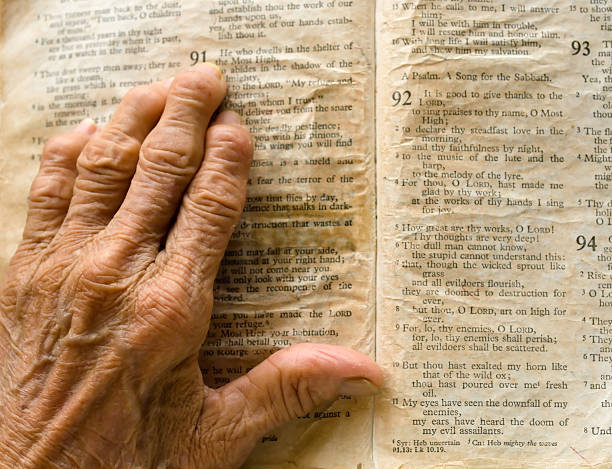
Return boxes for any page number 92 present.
[392,90,412,106]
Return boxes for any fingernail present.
[338,378,380,397]
[162,77,174,89]
[213,110,242,125]
[75,118,97,135]
[194,62,223,80]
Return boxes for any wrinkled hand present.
[0,65,382,469]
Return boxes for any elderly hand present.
[0,65,382,469]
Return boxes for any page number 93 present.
[571,41,590,56]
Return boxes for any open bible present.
[2,0,612,467]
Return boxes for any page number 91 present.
[191,50,207,65]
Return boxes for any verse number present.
[571,40,590,56]
[576,235,597,251]
[190,50,207,65]
[392,90,412,106]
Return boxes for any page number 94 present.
[576,235,597,251]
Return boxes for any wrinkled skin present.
[0,65,382,469]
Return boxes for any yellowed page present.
[0,1,376,468]
[376,0,612,467]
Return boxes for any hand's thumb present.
[203,343,382,462]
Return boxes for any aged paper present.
[376,0,612,467]
[3,0,612,467]
[0,1,376,468]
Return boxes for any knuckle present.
[77,130,141,178]
[183,128,253,223]
[135,279,200,339]
[139,288,177,323]
[123,85,166,113]
[42,134,85,165]
[77,247,126,285]
[140,135,196,175]
[274,344,329,383]
[189,171,245,220]
[207,125,254,164]
[267,355,312,417]
[175,69,223,96]
[28,172,73,207]
[182,191,243,251]
[172,70,226,111]
[145,282,188,316]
